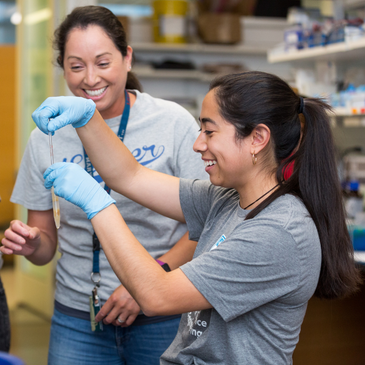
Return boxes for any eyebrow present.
[67,52,112,60]
[199,117,217,126]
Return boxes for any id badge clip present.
[90,286,103,332]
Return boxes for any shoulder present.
[181,179,240,211]
[256,195,309,224]
[182,179,237,197]
[243,195,319,250]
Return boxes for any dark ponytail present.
[53,5,142,92]
[210,71,361,299]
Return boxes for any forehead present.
[65,25,117,53]
[201,90,219,116]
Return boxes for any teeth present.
[204,160,217,167]
[85,87,106,96]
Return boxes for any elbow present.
[26,254,53,266]
[139,295,172,317]
[141,306,160,318]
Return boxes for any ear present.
[250,124,271,154]
[125,46,133,70]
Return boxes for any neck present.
[100,91,136,120]
[238,177,279,211]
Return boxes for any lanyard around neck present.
[84,90,131,284]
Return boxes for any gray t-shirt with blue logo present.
[11,91,207,312]
[161,179,321,365]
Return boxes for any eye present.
[99,62,110,67]
[198,127,213,136]
[71,66,83,70]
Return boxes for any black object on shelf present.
[152,60,195,70]
[254,0,301,18]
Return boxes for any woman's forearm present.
[91,204,173,314]
[26,210,58,265]
[77,109,139,192]
[77,109,185,222]
[91,204,211,316]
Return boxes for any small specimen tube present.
[49,131,61,229]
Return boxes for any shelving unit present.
[131,42,291,117]
[267,37,365,129]
[132,42,268,55]
[333,106,365,116]
[131,67,217,82]
[343,0,365,10]
[268,37,365,63]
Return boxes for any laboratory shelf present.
[343,0,365,9]
[268,37,365,63]
[133,67,218,82]
[332,107,365,117]
[131,42,268,55]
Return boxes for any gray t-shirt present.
[11,91,207,311]
[161,179,321,365]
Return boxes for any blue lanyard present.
[85,90,131,283]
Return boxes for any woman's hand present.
[95,285,141,327]
[44,162,115,219]
[32,96,96,134]
[0,220,41,257]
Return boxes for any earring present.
[252,152,257,165]
[128,65,132,71]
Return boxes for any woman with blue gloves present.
[0,6,207,365]
[31,71,360,364]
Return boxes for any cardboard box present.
[196,0,257,16]
[197,13,241,44]
[117,16,153,44]
[240,16,288,47]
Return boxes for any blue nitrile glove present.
[32,96,96,134]
[44,162,115,219]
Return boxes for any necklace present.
[243,183,280,210]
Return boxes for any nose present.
[84,65,100,87]
[193,131,207,154]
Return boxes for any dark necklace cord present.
[243,183,280,210]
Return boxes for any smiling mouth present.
[204,160,217,167]
[84,87,107,96]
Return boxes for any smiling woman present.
[61,25,132,119]
[1,5,207,365]
[195,95,256,192]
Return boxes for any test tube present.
[48,131,61,229]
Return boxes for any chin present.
[209,176,224,187]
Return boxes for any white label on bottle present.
[160,16,185,37]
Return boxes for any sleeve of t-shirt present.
[179,179,225,242]
[10,131,52,211]
[180,218,301,322]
